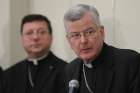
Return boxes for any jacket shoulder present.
[4,60,26,75]
[110,45,140,60]
[50,52,67,66]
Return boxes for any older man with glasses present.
[64,4,140,93]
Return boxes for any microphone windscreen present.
[69,79,79,88]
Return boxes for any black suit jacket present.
[65,43,140,93]
[0,67,3,93]
[4,52,67,93]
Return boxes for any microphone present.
[69,80,79,93]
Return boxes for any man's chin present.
[29,49,43,54]
[80,54,94,62]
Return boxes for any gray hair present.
[64,4,101,28]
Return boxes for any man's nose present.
[32,31,39,39]
[80,33,88,43]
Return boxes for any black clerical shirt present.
[80,64,96,93]
[79,55,103,93]
[26,60,38,93]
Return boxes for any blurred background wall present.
[0,0,140,69]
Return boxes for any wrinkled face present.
[66,12,105,63]
[21,21,52,58]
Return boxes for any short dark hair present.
[20,14,52,34]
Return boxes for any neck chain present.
[83,64,94,93]
[28,67,34,87]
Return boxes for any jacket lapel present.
[72,60,83,81]
[95,64,114,93]
[65,59,82,93]
[95,43,115,93]
[35,65,54,93]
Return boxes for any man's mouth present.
[80,48,91,53]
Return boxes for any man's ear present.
[100,26,105,39]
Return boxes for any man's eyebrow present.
[84,27,93,32]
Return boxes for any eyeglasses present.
[67,28,98,40]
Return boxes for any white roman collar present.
[84,62,93,68]
[28,53,48,66]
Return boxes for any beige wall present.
[9,0,30,67]
[0,0,140,69]
[0,0,10,69]
[0,0,30,69]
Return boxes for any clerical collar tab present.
[28,59,38,66]
[28,53,48,66]
[32,60,38,65]
[84,63,93,68]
